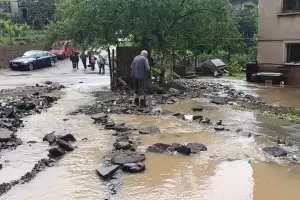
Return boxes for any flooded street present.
[0,65,299,200]
[201,77,300,108]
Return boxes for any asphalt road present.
[0,59,110,89]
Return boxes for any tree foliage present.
[237,7,258,47]
[25,0,56,29]
[0,19,30,37]
[51,0,243,54]
[47,0,249,82]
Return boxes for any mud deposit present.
[0,79,299,200]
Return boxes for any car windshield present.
[52,43,65,50]
[23,52,37,58]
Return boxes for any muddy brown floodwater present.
[110,98,300,200]
[257,86,300,108]
[1,80,300,200]
[203,78,300,108]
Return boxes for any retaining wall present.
[0,43,43,68]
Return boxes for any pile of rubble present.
[0,131,77,196]
[0,81,65,152]
[174,79,262,105]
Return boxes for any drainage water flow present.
[1,88,300,200]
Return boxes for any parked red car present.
[48,40,77,60]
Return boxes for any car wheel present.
[50,60,55,67]
[28,63,34,71]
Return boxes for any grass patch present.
[232,103,300,123]
[195,73,245,81]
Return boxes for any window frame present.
[285,42,300,64]
[282,0,300,13]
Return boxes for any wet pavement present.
[0,64,300,200]
[0,59,110,90]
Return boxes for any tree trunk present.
[107,47,113,88]
[172,52,176,78]
[140,35,151,57]
[112,49,116,89]
[159,70,165,86]
[140,35,153,80]
[159,54,166,86]
[157,32,166,87]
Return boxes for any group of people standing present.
[70,49,151,108]
[70,51,106,74]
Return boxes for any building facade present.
[258,0,300,85]
[0,0,27,23]
[0,0,19,16]
[231,0,258,9]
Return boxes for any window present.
[286,43,300,63]
[41,52,48,57]
[0,1,11,13]
[23,51,37,58]
[244,5,255,9]
[283,0,300,12]
[36,52,43,58]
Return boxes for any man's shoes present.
[140,98,146,107]
[134,98,139,106]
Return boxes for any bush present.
[227,54,248,76]
[151,67,161,82]
[230,54,247,68]
[228,61,241,76]
[0,19,32,45]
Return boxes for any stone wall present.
[0,43,43,68]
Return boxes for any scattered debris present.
[122,163,145,173]
[139,126,161,135]
[263,147,287,157]
[96,165,120,180]
[0,82,64,152]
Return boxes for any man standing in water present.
[131,50,150,107]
